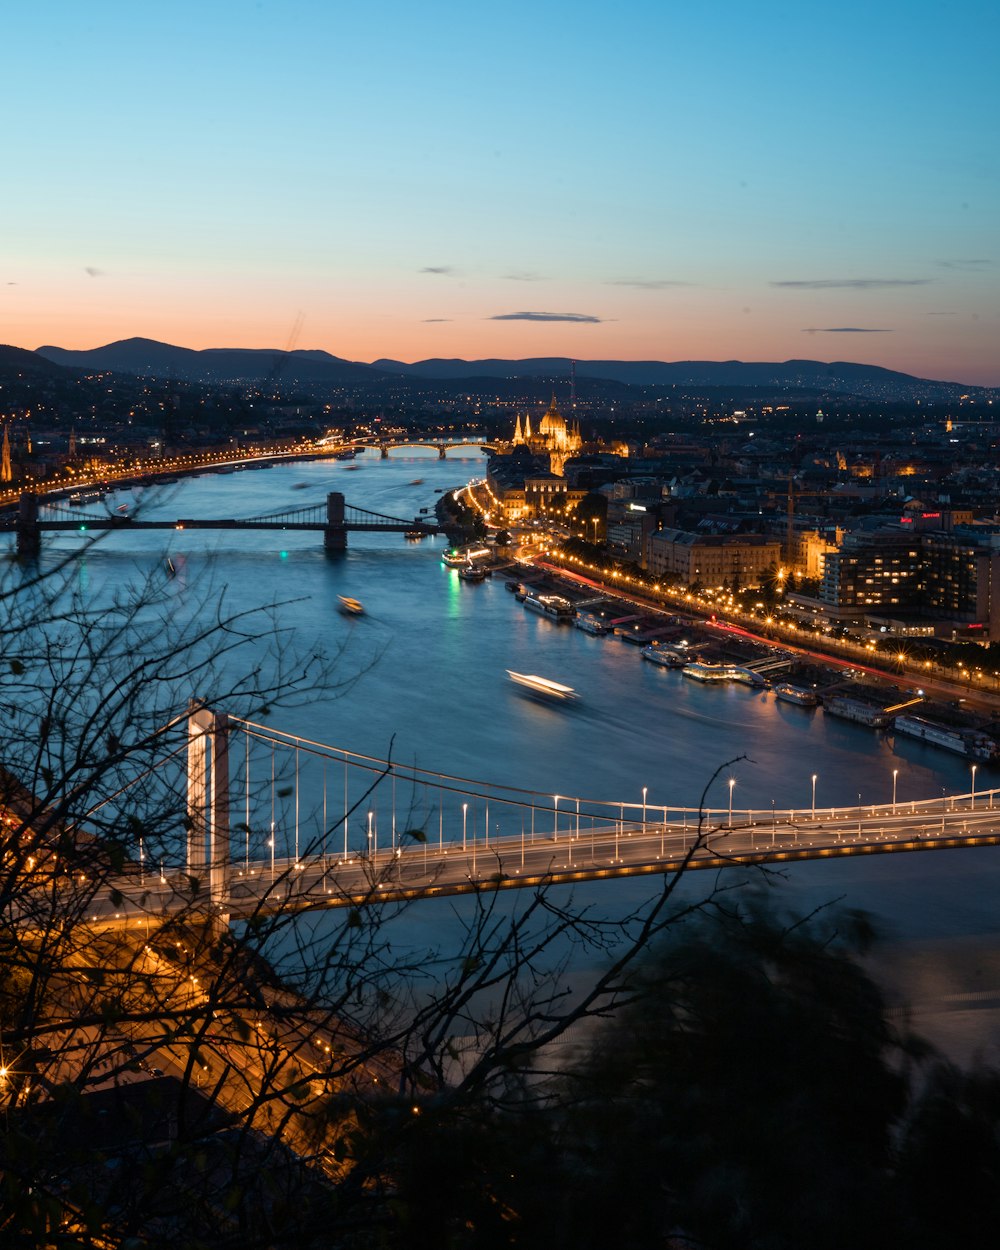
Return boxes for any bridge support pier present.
[323,490,347,551]
[438,446,446,460]
[380,445,389,459]
[16,492,40,558]
[187,704,231,928]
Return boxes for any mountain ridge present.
[29,338,988,399]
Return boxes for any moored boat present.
[728,666,768,687]
[893,715,999,760]
[523,593,576,622]
[773,682,819,707]
[641,644,686,667]
[681,662,732,682]
[575,615,611,636]
[823,695,892,728]
[458,564,487,582]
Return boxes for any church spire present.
[513,413,523,443]
[1,424,11,483]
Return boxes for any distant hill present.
[0,343,73,378]
[32,339,986,401]
[372,355,969,396]
[37,338,387,387]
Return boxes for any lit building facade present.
[647,528,781,588]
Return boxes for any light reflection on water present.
[27,451,1000,1059]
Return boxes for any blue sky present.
[3,0,998,382]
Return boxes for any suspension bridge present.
[56,706,1000,933]
[3,491,439,555]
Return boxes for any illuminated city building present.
[513,395,582,474]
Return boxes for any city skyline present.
[3,0,998,385]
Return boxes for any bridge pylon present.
[16,491,40,558]
[324,491,347,551]
[438,446,446,459]
[187,704,231,925]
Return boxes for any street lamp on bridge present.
[728,777,735,828]
[811,773,817,820]
[642,786,648,832]
[971,764,977,810]
[892,768,899,814]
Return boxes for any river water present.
[33,451,1000,1061]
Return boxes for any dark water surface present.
[33,452,1000,1059]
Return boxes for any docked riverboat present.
[773,682,819,707]
[681,662,732,682]
[823,695,892,729]
[893,715,999,760]
[728,666,767,687]
[458,564,487,582]
[441,545,490,569]
[523,593,576,622]
[575,615,611,636]
[641,644,686,667]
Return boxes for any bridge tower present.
[16,492,40,558]
[187,704,231,924]
[324,491,347,551]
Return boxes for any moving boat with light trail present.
[506,671,578,701]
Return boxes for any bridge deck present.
[77,801,1000,928]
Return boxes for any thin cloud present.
[607,278,692,289]
[489,310,603,323]
[502,270,546,282]
[772,278,930,290]
[422,318,452,323]
[84,266,106,278]
[802,326,894,334]
[936,258,991,270]
[420,265,457,275]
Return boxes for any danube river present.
[34,451,1000,1058]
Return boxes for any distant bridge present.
[348,438,496,459]
[3,491,439,555]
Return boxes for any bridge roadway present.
[75,794,1000,929]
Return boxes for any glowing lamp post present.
[728,778,735,828]
[811,773,817,820]
[892,769,898,814]
[971,764,977,811]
